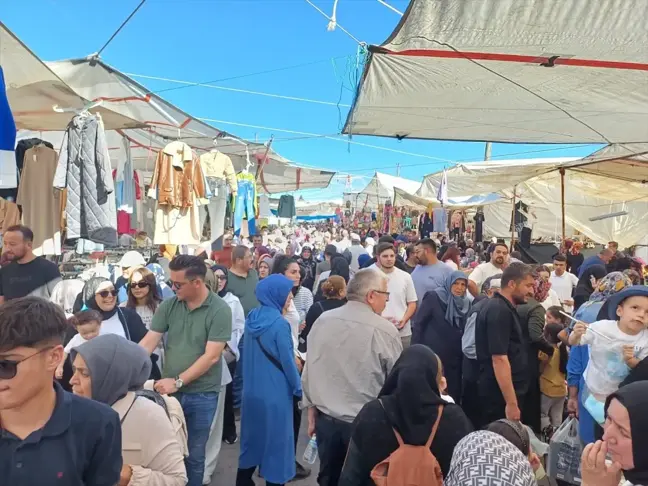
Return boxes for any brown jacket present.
[114,391,187,486]
[149,141,206,208]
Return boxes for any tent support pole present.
[510,185,517,251]
[560,168,566,244]
[254,136,274,182]
[484,142,492,161]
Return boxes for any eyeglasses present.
[96,289,117,298]
[171,279,195,290]
[129,282,150,289]
[0,347,54,380]
[215,275,228,281]
[372,289,390,300]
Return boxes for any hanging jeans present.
[233,179,256,236]
[199,178,228,250]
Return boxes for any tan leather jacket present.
[149,141,206,208]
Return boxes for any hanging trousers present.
[233,178,256,236]
[199,179,228,250]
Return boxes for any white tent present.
[343,0,648,144]
[1,22,141,130]
[39,57,335,194]
[346,172,420,210]
[420,151,648,247]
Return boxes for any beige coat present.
[113,392,187,486]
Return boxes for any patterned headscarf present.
[589,271,633,303]
[533,278,552,303]
[445,431,536,486]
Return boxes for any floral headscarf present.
[589,271,633,303]
[533,278,551,303]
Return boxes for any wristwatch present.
[175,376,184,389]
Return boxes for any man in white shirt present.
[372,242,418,348]
[549,254,578,312]
[345,233,368,276]
[468,243,509,297]
[335,229,351,253]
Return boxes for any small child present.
[546,305,568,327]
[55,310,102,379]
[569,286,648,422]
[539,323,569,435]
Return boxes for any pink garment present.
[117,211,135,235]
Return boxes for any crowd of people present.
[1,222,648,486]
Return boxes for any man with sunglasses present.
[0,297,122,485]
[140,255,232,486]
[0,225,61,304]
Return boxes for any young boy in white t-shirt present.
[569,287,648,421]
[55,310,102,379]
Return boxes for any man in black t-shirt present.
[0,225,61,303]
[475,263,535,427]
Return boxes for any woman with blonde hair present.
[298,275,347,353]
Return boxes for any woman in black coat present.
[411,271,471,403]
[339,345,473,485]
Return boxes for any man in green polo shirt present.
[140,255,231,486]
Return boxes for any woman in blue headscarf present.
[236,274,302,486]
[412,271,471,402]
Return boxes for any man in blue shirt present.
[0,297,122,485]
[578,248,613,278]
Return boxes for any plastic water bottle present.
[303,436,318,464]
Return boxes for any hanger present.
[53,99,103,115]
[216,134,252,173]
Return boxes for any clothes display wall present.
[113,169,141,235]
[53,113,118,246]
[258,194,270,219]
[382,201,393,233]
[199,150,237,247]
[233,171,257,237]
[18,144,63,255]
[277,194,296,219]
[0,138,54,202]
[433,207,447,233]
[0,67,16,193]
[148,141,206,246]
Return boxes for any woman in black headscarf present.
[581,381,648,486]
[338,345,473,485]
[573,264,608,312]
[314,255,350,303]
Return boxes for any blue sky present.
[3,0,601,200]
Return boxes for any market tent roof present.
[420,153,648,247]
[347,172,421,210]
[0,22,142,131]
[42,57,335,193]
[343,0,648,144]
[393,186,500,210]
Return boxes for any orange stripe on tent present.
[93,94,152,103]
[296,168,302,191]
[377,48,648,71]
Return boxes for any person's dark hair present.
[168,255,207,280]
[69,309,103,328]
[546,306,567,325]
[510,251,522,260]
[501,263,533,288]
[553,254,567,263]
[416,238,437,252]
[405,245,415,259]
[486,420,530,455]
[324,244,338,257]
[491,242,509,253]
[378,235,395,244]
[0,297,70,352]
[375,242,395,256]
[5,224,34,242]
[441,246,461,265]
[544,323,569,374]
[231,245,250,263]
[272,255,299,275]
[614,257,633,272]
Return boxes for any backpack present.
[370,403,444,486]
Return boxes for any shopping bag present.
[547,417,582,484]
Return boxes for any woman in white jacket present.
[203,264,245,484]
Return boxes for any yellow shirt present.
[539,345,567,398]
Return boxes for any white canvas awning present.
[347,172,421,210]
[393,186,500,210]
[343,0,648,144]
[420,150,648,247]
[0,22,142,131]
[36,57,334,193]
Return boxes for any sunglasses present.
[129,282,150,289]
[0,347,54,380]
[171,279,195,290]
[96,289,117,298]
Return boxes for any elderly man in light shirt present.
[302,269,402,486]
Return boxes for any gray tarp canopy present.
[343,0,648,144]
[42,58,334,194]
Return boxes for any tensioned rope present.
[96,0,148,57]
